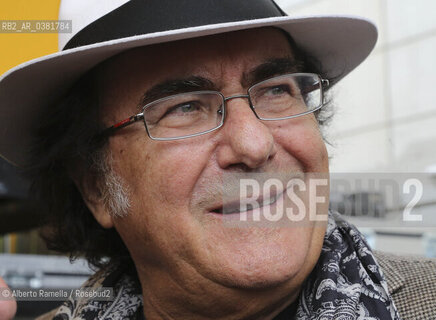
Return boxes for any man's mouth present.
[210,191,283,215]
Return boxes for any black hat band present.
[64,0,287,50]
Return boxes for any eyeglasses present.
[105,73,329,140]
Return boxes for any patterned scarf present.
[52,212,401,320]
[295,211,400,319]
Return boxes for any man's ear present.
[73,172,114,229]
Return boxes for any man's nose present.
[216,96,276,169]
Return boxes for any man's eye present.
[265,85,290,96]
[145,99,209,127]
[165,101,199,116]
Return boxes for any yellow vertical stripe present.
[0,0,60,75]
[9,233,16,253]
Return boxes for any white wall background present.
[276,0,436,173]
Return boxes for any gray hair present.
[94,150,131,218]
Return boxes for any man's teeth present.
[221,195,278,214]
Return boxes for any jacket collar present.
[374,251,405,294]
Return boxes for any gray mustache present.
[192,171,306,210]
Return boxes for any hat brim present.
[0,15,377,166]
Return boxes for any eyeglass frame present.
[103,72,330,141]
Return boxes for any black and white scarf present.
[295,211,400,319]
[53,212,401,320]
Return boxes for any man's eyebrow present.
[137,58,303,109]
[242,57,304,88]
[138,76,217,109]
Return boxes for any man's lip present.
[208,189,285,215]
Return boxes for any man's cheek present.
[279,126,326,165]
[156,150,207,192]
[167,175,197,206]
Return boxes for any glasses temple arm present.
[300,78,330,95]
[103,113,144,135]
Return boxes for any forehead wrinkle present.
[137,76,218,109]
[241,56,302,88]
[213,34,296,90]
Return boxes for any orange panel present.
[0,0,60,75]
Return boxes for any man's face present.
[96,28,329,292]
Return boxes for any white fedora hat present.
[0,0,377,167]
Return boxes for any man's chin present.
[222,271,298,291]
[201,248,306,291]
[192,219,317,291]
